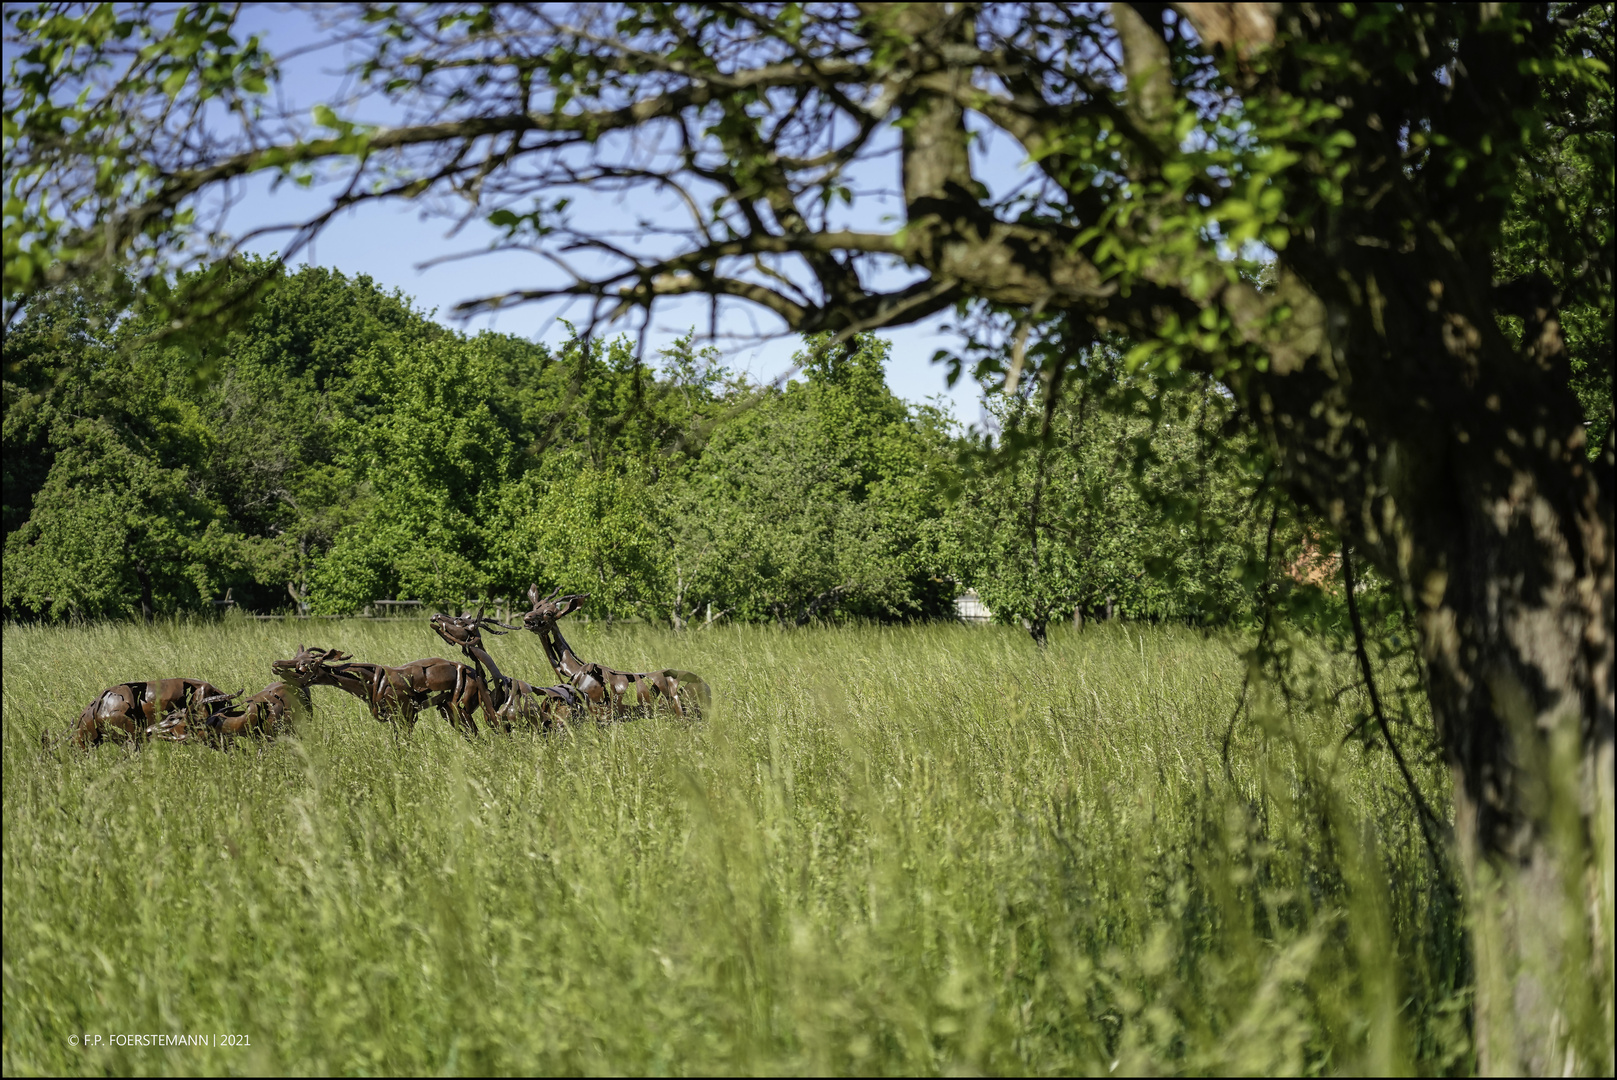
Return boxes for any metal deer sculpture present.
[319,650,498,735]
[284,652,416,723]
[146,646,351,746]
[520,584,711,719]
[68,678,241,749]
[430,609,583,730]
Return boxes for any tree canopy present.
[5,259,1264,630]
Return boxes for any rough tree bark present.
[1264,196,1613,1077]
[1158,6,1616,1072]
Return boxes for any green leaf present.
[1125,340,1161,372]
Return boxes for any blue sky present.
[209,6,1038,427]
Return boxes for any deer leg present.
[364,673,392,725]
[452,668,479,736]
[613,674,638,719]
[654,673,685,720]
[106,702,142,741]
[481,674,505,735]
[449,668,479,736]
[72,699,107,749]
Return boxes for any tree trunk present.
[1420,456,1613,1076]
[135,563,153,624]
[1252,237,1615,1074]
[1027,615,1048,648]
[795,584,850,627]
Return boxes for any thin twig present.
[1222,502,1278,777]
[1341,543,1453,872]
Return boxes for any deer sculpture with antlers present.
[520,585,711,719]
[67,677,241,749]
[430,609,584,730]
[146,646,352,746]
[315,648,498,735]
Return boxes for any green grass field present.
[2,617,1469,1075]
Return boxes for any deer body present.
[139,646,342,747]
[70,678,238,748]
[521,586,710,719]
[325,656,494,734]
[496,677,584,730]
[430,610,583,730]
[149,681,310,745]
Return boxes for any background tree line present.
[4,257,1273,632]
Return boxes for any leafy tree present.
[3,420,232,620]
[2,273,238,619]
[956,347,1260,644]
[3,271,128,538]
[1493,5,1614,454]
[671,335,954,625]
[312,335,513,612]
[191,258,449,609]
[7,6,1613,1064]
[2,259,495,617]
[481,330,724,619]
[485,460,669,619]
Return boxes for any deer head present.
[521,584,589,632]
[430,610,516,652]
[278,645,353,681]
[146,713,191,742]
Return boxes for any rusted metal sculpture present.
[430,609,584,730]
[147,646,352,746]
[68,678,240,749]
[430,608,513,687]
[293,656,401,719]
[321,652,497,735]
[520,584,711,719]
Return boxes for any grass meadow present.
[2,617,1470,1075]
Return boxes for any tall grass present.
[2,617,1469,1075]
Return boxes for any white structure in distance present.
[954,589,992,625]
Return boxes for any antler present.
[466,606,516,632]
[148,714,191,741]
[471,611,518,633]
[526,583,561,610]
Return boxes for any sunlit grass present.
[2,616,1469,1075]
